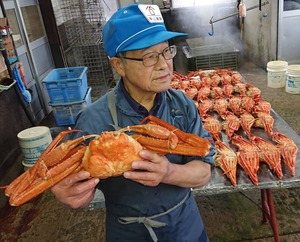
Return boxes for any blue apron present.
[105,190,209,242]
[102,90,210,242]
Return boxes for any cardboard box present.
[0,53,7,73]
[0,18,7,27]
[2,35,16,60]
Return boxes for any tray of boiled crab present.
[171,69,300,190]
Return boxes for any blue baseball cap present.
[102,4,187,57]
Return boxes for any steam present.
[170,1,244,52]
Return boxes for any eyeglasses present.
[119,45,177,67]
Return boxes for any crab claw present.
[37,133,97,179]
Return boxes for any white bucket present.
[22,160,33,171]
[17,126,53,165]
[267,61,288,88]
[286,65,300,94]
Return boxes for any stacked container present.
[267,60,288,88]
[43,66,92,126]
[286,65,300,94]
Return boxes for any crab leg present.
[254,112,274,137]
[231,135,260,185]
[272,132,298,176]
[6,132,94,206]
[215,141,238,186]
[240,112,255,138]
[203,116,221,142]
[5,131,95,204]
[120,116,211,156]
[237,152,260,185]
[140,115,212,150]
[250,135,283,179]
[45,146,87,179]
[118,123,179,149]
[10,160,82,206]
[1,166,37,196]
[133,135,210,156]
[4,130,83,197]
[38,134,97,179]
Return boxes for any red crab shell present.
[82,132,144,178]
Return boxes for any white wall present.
[242,0,278,67]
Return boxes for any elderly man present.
[51,4,215,242]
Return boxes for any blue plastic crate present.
[50,87,92,126]
[43,66,88,104]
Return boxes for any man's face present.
[120,42,174,96]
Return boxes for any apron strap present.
[118,192,190,242]
[108,88,121,130]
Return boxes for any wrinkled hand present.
[123,150,171,187]
[50,170,100,208]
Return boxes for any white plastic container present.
[17,126,53,165]
[286,65,300,94]
[22,160,33,171]
[267,61,288,88]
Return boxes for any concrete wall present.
[242,0,278,68]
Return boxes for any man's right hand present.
[50,170,100,208]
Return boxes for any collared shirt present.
[120,79,162,117]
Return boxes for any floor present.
[1,62,300,242]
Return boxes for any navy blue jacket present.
[74,80,215,241]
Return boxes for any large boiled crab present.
[1,116,212,206]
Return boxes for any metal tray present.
[191,71,300,196]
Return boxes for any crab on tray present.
[171,69,299,186]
